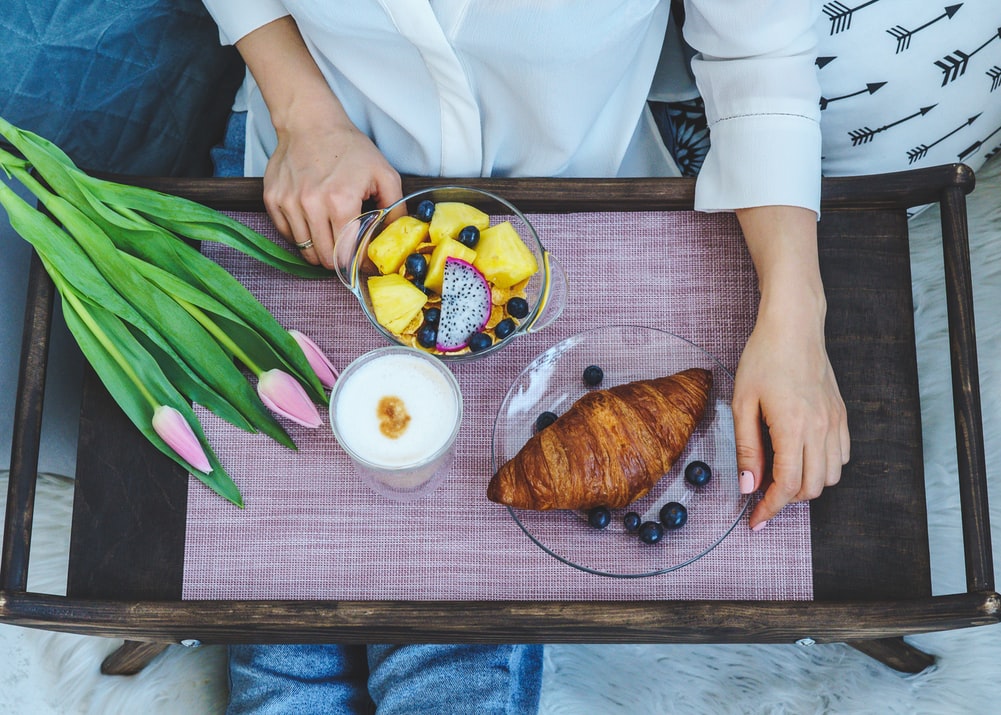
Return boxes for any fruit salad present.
[365,199,540,355]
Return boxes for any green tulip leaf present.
[0,180,276,439]
[122,253,327,404]
[0,115,339,504]
[6,169,297,449]
[58,275,243,507]
[1,115,326,278]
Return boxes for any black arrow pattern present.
[656,4,1001,188]
[908,113,980,163]
[935,50,970,84]
[935,27,1001,86]
[885,26,911,53]
[957,123,1001,161]
[820,82,886,110]
[823,0,883,35]
[988,66,1001,92]
[849,105,936,146]
[886,4,962,53]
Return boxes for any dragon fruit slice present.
[436,258,492,352]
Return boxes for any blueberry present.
[587,506,611,529]
[412,280,431,295]
[423,307,441,324]
[638,521,664,544]
[623,511,641,533]
[494,318,516,340]
[506,297,530,319]
[405,253,428,281]
[659,501,688,530]
[415,199,435,222]
[468,332,493,353]
[534,411,558,432]
[582,365,604,386]
[457,225,480,248]
[684,460,712,487]
[416,323,437,349]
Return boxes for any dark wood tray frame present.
[3,166,996,675]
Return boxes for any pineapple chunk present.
[472,221,539,288]
[367,274,428,334]
[429,202,490,244]
[367,216,430,275]
[424,237,477,293]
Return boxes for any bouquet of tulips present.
[0,116,338,507]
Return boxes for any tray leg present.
[846,637,936,674]
[100,640,170,676]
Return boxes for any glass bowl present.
[491,325,748,577]
[335,186,566,362]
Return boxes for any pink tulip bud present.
[258,369,323,428]
[289,329,338,388]
[152,405,213,473]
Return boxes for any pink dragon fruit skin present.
[436,258,492,352]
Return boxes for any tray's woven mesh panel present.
[182,210,813,600]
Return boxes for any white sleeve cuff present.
[694,113,822,216]
[201,0,290,46]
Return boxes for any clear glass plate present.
[491,325,748,577]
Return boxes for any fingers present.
[375,170,405,219]
[748,432,802,530]
[300,193,340,269]
[801,437,829,501]
[828,372,851,470]
[280,203,320,265]
[260,125,403,269]
[826,426,844,488]
[839,408,851,466]
[749,435,829,530]
[263,183,320,264]
[266,186,368,269]
[316,175,401,269]
[748,399,850,531]
[732,392,766,496]
[264,192,293,243]
[331,170,406,273]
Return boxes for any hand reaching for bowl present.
[264,114,403,269]
[235,17,403,269]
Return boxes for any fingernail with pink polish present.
[751,519,769,532]
[739,470,755,494]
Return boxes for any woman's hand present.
[264,111,401,269]
[733,206,850,530]
[236,17,402,269]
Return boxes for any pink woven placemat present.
[182,210,812,601]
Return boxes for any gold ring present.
[295,239,314,250]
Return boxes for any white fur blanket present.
[2,157,1000,713]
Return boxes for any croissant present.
[488,367,712,510]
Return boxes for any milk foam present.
[332,352,459,467]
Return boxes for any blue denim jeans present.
[227,643,543,715]
[210,111,248,179]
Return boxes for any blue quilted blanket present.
[0,0,243,176]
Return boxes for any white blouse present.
[201,0,822,214]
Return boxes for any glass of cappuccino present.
[330,346,463,501]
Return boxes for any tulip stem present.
[46,261,159,409]
[2,155,41,189]
[174,296,265,376]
